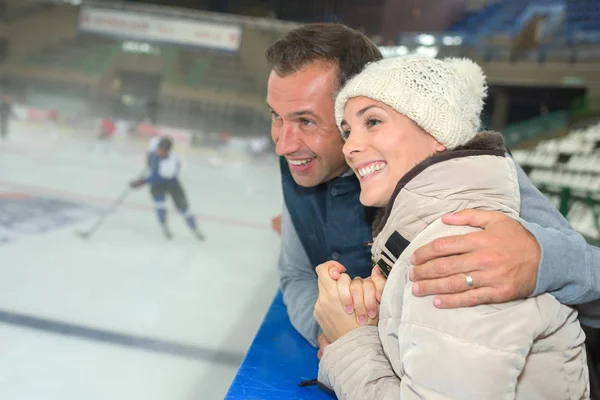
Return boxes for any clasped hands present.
[314,261,386,358]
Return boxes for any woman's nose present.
[342,132,365,158]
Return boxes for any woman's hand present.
[314,261,377,343]
[328,263,387,325]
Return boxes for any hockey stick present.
[74,187,131,239]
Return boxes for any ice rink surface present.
[0,122,282,399]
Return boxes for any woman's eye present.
[366,118,381,128]
[341,129,350,140]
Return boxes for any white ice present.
[0,121,282,400]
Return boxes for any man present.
[129,136,205,241]
[265,23,600,350]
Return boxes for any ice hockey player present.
[129,136,205,240]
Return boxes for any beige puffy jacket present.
[318,133,589,399]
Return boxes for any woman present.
[314,55,589,399]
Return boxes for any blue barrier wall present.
[225,290,334,399]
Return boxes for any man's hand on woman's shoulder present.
[410,209,540,308]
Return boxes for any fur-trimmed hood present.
[370,131,521,265]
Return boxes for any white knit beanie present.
[335,55,488,150]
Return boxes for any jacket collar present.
[370,132,521,270]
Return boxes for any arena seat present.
[511,118,599,244]
[566,0,600,44]
[449,0,528,36]
[171,48,259,94]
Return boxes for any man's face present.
[267,62,347,187]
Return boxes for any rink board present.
[225,290,335,400]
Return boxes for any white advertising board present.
[79,6,242,51]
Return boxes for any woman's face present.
[341,97,446,208]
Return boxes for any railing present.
[571,97,600,120]
[387,33,600,62]
[538,185,600,243]
[502,110,569,148]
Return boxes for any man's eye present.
[300,118,315,126]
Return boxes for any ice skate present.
[192,227,205,241]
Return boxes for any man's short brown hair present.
[265,23,383,90]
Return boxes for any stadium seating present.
[449,0,533,37]
[166,47,258,93]
[503,111,569,149]
[512,121,600,241]
[566,0,600,43]
[23,35,119,75]
[21,34,259,95]
[442,0,600,61]
[2,1,50,22]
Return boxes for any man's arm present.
[278,202,321,347]
[516,163,600,323]
[408,159,600,321]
